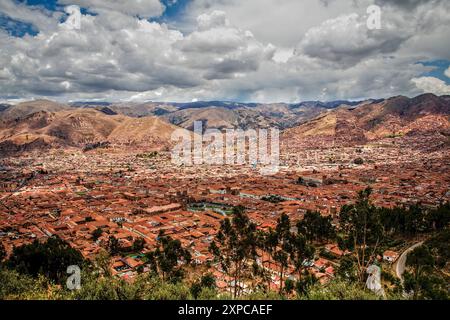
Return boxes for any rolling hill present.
[0,108,187,155]
[281,94,450,150]
[0,99,70,121]
[1,94,449,155]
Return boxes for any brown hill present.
[0,99,70,121]
[2,94,449,155]
[282,94,450,150]
[104,102,326,130]
[108,102,179,118]
[0,108,186,154]
[161,104,324,131]
[163,106,242,130]
[108,116,187,149]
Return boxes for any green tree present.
[108,235,121,255]
[0,242,6,263]
[297,210,336,243]
[404,245,448,299]
[336,255,358,282]
[258,213,316,295]
[132,237,145,252]
[295,271,317,297]
[93,249,112,277]
[147,231,191,282]
[290,231,315,283]
[260,228,279,291]
[425,228,449,268]
[304,278,383,300]
[284,278,295,295]
[0,268,67,300]
[91,228,103,242]
[6,236,85,284]
[274,213,292,294]
[427,202,450,231]
[404,205,428,235]
[209,206,257,298]
[338,187,384,283]
[190,273,217,299]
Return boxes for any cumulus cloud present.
[411,76,450,95]
[0,5,274,101]
[0,0,449,102]
[0,0,63,33]
[175,11,275,80]
[197,10,229,30]
[297,12,412,65]
[445,67,450,78]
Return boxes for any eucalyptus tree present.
[338,187,384,283]
[209,206,258,298]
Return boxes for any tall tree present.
[406,245,433,294]
[132,237,145,252]
[403,245,448,299]
[338,187,384,283]
[107,235,121,255]
[290,231,315,283]
[426,202,450,231]
[260,228,279,291]
[147,231,191,282]
[209,206,257,298]
[274,213,292,294]
[0,242,6,263]
[297,210,336,243]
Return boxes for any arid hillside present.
[0,108,187,155]
[282,94,450,150]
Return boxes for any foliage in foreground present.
[0,267,407,300]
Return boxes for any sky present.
[0,0,449,103]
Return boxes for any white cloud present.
[411,77,450,95]
[197,10,229,30]
[297,12,412,65]
[445,66,450,78]
[0,6,274,101]
[0,0,63,33]
[183,0,371,47]
[0,0,449,102]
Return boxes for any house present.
[383,250,399,263]
[324,243,349,257]
[123,257,144,269]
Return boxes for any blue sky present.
[20,0,59,11]
[20,0,190,20]
[418,60,450,84]
[16,0,189,13]
[160,0,190,20]
[0,12,38,36]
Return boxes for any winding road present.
[394,241,424,281]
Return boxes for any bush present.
[304,279,383,300]
[6,236,86,284]
[0,269,66,300]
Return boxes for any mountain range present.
[0,94,449,155]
